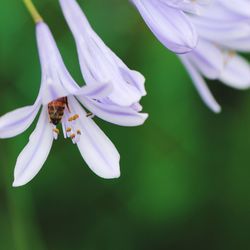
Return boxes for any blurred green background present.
[1,0,250,249]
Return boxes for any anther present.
[68,114,80,122]
[53,128,60,134]
[70,133,76,139]
[73,114,79,120]
[66,127,72,133]
[77,130,81,135]
[228,51,236,57]
[224,51,236,66]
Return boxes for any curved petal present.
[75,35,143,106]
[68,96,120,179]
[110,56,147,96]
[180,56,221,113]
[76,82,113,100]
[187,39,224,79]
[36,22,80,104]
[193,14,250,42]
[132,0,198,54]
[163,0,211,14]
[0,100,41,139]
[59,0,145,106]
[219,0,250,18]
[197,1,250,21]
[13,107,53,187]
[220,53,250,89]
[222,35,250,52]
[77,96,148,126]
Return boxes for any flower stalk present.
[23,0,43,23]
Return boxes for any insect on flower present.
[0,14,148,186]
[59,0,146,107]
[48,97,69,126]
[48,96,80,141]
[47,96,91,143]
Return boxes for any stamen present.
[228,51,236,57]
[66,127,72,138]
[62,124,67,139]
[53,128,60,134]
[70,133,76,139]
[62,111,81,144]
[52,127,60,140]
[224,51,236,66]
[73,114,80,120]
[68,114,79,122]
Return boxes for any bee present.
[48,97,69,125]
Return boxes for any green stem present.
[23,0,43,23]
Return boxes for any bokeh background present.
[1,0,250,249]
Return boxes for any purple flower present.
[131,0,211,53]
[0,22,148,187]
[180,0,250,112]
[59,0,146,107]
[215,0,250,19]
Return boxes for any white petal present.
[68,96,120,179]
[219,0,250,18]
[187,39,224,79]
[132,0,198,53]
[76,36,143,105]
[59,0,145,106]
[192,12,250,43]
[220,53,250,89]
[0,100,41,139]
[36,22,80,104]
[13,107,53,187]
[222,35,250,52]
[111,58,147,96]
[197,1,250,21]
[180,56,221,113]
[162,0,211,14]
[77,97,148,126]
[76,82,113,100]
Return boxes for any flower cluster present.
[132,0,250,112]
[0,0,147,186]
[1,0,250,187]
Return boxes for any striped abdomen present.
[48,97,68,125]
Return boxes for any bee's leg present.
[65,97,71,113]
[86,112,93,117]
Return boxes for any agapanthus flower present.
[59,0,146,107]
[179,0,250,112]
[0,22,148,187]
[130,0,211,54]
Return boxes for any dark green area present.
[1,0,250,249]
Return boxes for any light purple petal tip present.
[13,108,53,187]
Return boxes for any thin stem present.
[23,0,43,23]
